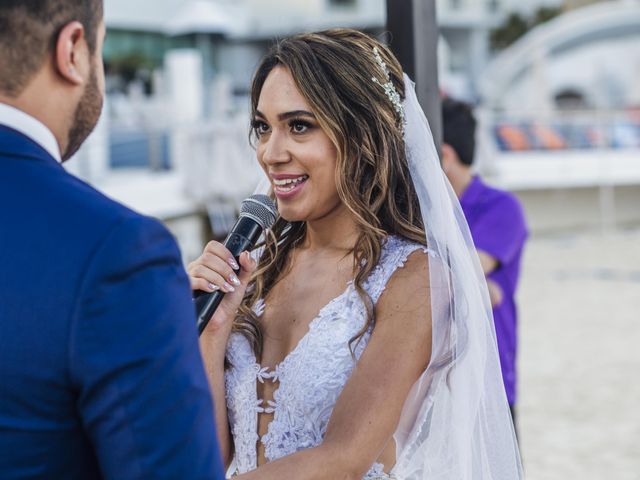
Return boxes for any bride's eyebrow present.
[277,110,315,121]
[254,110,316,121]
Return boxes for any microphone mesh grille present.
[239,194,278,229]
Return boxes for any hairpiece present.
[371,47,406,132]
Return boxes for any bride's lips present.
[271,173,309,199]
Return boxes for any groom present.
[0,1,223,478]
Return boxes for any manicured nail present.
[228,257,239,270]
[208,283,219,292]
[223,282,235,292]
[229,273,241,286]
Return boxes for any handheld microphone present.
[195,194,277,335]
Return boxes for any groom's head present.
[0,0,105,161]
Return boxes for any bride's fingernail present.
[223,282,235,293]
[229,273,241,286]
[227,257,239,270]
[208,283,220,291]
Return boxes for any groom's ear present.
[53,21,90,87]
[441,143,458,170]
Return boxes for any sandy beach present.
[518,227,640,479]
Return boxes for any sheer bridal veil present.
[389,75,524,479]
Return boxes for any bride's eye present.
[252,120,270,137]
[289,119,312,134]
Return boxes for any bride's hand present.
[187,241,257,337]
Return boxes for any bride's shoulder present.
[383,236,430,279]
[380,235,433,269]
[363,235,432,304]
[380,235,451,302]
[374,236,432,333]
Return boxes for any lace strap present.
[367,237,432,305]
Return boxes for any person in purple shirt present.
[442,98,528,428]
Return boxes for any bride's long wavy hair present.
[234,29,426,358]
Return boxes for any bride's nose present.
[261,130,291,165]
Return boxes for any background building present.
[81,0,640,245]
[102,0,567,101]
[477,0,640,231]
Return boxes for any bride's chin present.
[274,204,295,220]
[279,210,306,223]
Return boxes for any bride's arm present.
[199,330,234,468]
[237,250,432,480]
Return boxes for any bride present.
[189,29,523,479]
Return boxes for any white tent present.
[105,0,246,36]
[166,0,247,36]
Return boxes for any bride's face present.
[253,66,342,223]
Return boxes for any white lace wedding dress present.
[224,236,433,478]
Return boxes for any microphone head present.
[239,194,278,230]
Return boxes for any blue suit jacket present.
[0,125,224,479]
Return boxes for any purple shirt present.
[460,176,528,405]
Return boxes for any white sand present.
[518,227,640,479]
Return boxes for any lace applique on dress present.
[364,462,398,479]
[224,236,433,478]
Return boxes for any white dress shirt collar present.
[0,102,62,163]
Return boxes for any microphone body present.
[195,195,277,335]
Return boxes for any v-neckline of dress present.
[254,236,401,374]
[251,280,355,467]
[255,279,354,377]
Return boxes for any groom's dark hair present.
[0,0,104,97]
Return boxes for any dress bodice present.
[224,236,430,478]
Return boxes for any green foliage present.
[490,6,563,51]
[106,52,155,84]
[534,6,563,25]
[490,13,529,51]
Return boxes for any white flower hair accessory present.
[371,46,406,132]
